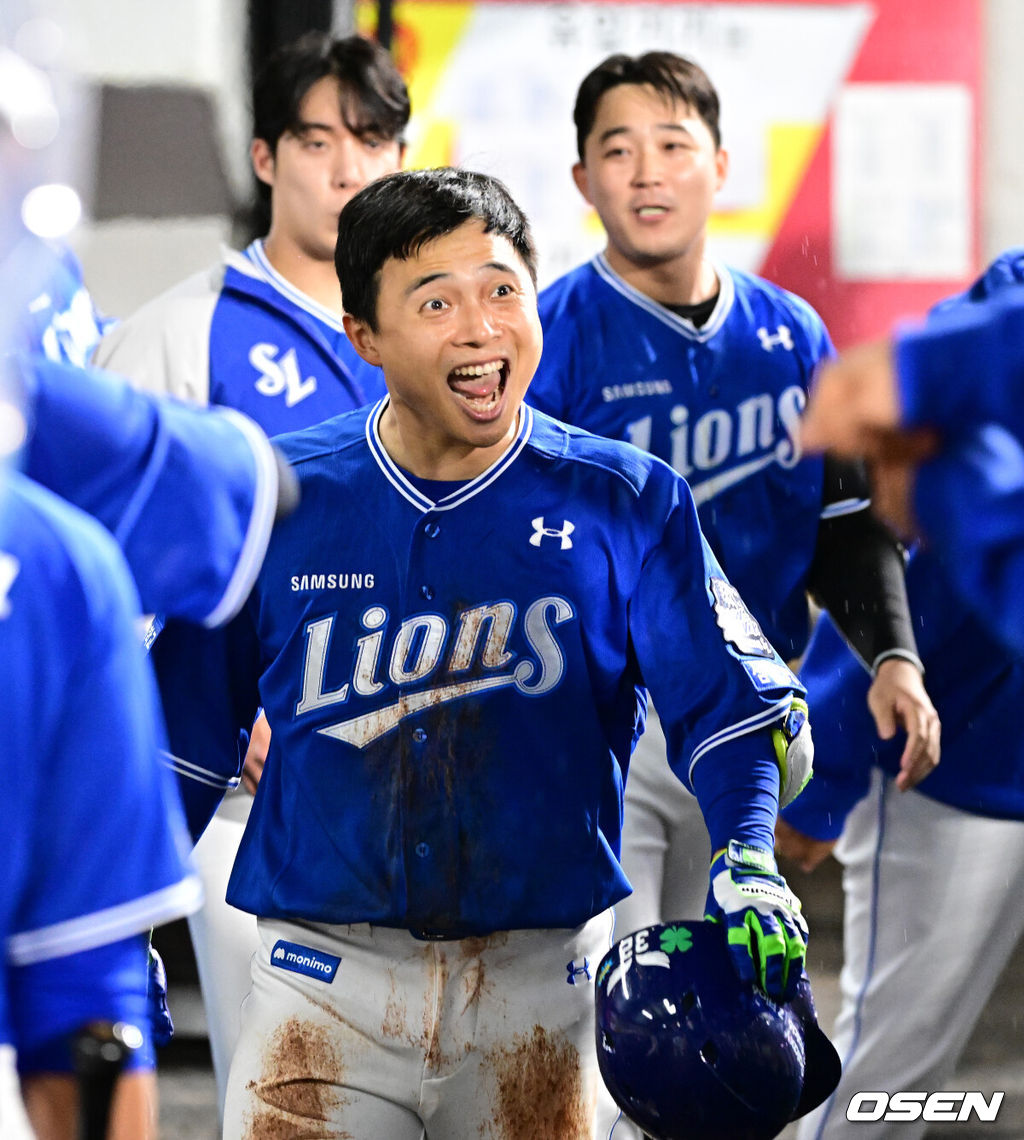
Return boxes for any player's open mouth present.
[448,359,508,419]
[635,205,670,219]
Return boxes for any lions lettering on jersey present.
[533,254,833,661]
[623,386,805,507]
[297,596,576,747]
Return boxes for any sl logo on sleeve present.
[270,939,341,982]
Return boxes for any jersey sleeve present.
[10,936,150,1060]
[22,356,280,626]
[894,290,1024,442]
[3,480,201,978]
[151,608,263,840]
[628,468,806,792]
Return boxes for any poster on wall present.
[358,0,980,345]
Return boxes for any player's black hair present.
[252,31,410,154]
[573,51,721,160]
[336,168,538,331]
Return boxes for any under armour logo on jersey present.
[250,343,317,406]
[530,517,575,550]
[566,959,591,985]
[0,552,20,619]
[757,324,795,352]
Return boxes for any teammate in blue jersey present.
[778,248,1024,1140]
[804,268,1024,651]
[152,168,817,1138]
[0,456,202,1136]
[528,52,939,975]
[95,31,410,1110]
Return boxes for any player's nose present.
[454,297,499,344]
[631,142,664,186]
[332,135,369,188]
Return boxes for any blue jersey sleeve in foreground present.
[21,355,280,626]
[0,474,200,1051]
[895,288,1024,443]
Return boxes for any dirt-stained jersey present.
[154,402,804,937]
[532,256,855,661]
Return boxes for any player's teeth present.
[637,207,667,216]
[452,361,502,377]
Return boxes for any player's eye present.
[492,282,515,298]
[421,297,449,313]
[362,135,385,151]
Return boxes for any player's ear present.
[571,161,593,205]
[251,138,275,188]
[343,313,383,367]
[715,145,729,193]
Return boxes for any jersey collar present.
[240,240,347,333]
[365,397,534,513]
[591,252,735,342]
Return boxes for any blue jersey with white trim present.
[207,241,385,431]
[22,356,279,626]
[785,249,1024,834]
[153,403,803,935]
[532,256,844,660]
[0,473,200,1048]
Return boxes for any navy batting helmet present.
[595,920,841,1140]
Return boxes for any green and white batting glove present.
[705,839,808,1001]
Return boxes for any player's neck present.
[260,233,344,314]
[378,403,521,482]
[604,243,718,309]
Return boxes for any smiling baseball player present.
[153,168,813,1139]
[528,53,939,966]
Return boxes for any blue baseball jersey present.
[784,248,1024,835]
[0,472,200,1050]
[154,402,803,936]
[21,356,280,626]
[900,249,1024,652]
[95,240,385,435]
[532,256,855,661]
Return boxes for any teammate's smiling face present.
[252,76,402,264]
[574,83,728,280]
[344,219,542,480]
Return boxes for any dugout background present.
[58,0,1024,348]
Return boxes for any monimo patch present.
[270,939,342,982]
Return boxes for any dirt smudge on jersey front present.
[245,1017,353,1139]
[484,1024,593,1140]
